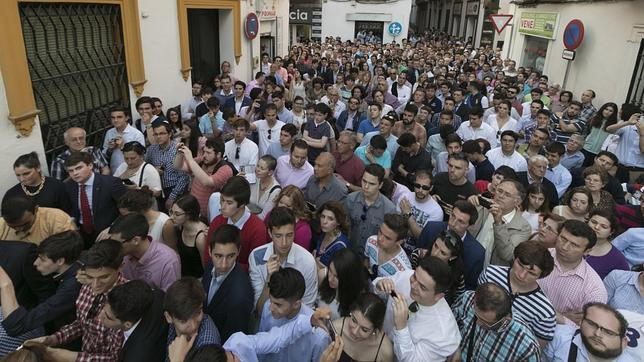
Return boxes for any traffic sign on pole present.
[563,19,584,50]
[244,13,259,40]
[488,14,513,34]
[388,22,403,37]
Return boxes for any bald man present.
[51,127,110,180]
[305,152,348,208]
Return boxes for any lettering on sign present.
[260,9,276,20]
[289,10,308,21]
[522,19,535,29]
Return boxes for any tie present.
[87,294,105,319]
[80,183,94,234]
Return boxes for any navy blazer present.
[224,96,252,113]
[120,288,168,362]
[202,263,254,342]
[417,222,485,290]
[516,172,559,209]
[64,173,127,232]
[336,110,363,132]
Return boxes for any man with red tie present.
[63,151,126,248]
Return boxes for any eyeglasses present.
[267,129,272,140]
[582,318,621,338]
[235,146,240,160]
[360,204,368,221]
[413,183,431,191]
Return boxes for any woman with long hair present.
[409,230,466,305]
[290,69,307,102]
[331,292,394,362]
[179,119,207,162]
[267,185,312,250]
[521,182,550,232]
[5,152,71,213]
[117,188,177,248]
[314,201,351,270]
[371,89,394,117]
[317,249,370,319]
[582,102,619,166]
[553,186,593,221]
[306,77,326,104]
[585,209,629,279]
[485,100,519,143]
[166,107,183,140]
[170,194,208,278]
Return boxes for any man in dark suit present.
[452,88,471,121]
[336,97,364,131]
[223,80,252,116]
[63,151,127,248]
[322,61,339,86]
[417,200,484,290]
[202,224,253,342]
[99,280,168,362]
[516,155,559,209]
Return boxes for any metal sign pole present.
[562,60,571,89]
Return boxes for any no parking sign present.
[563,19,584,50]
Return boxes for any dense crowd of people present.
[0,32,643,361]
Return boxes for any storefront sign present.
[289,7,312,24]
[259,9,276,20]
[518,12,558,39]
[466,2,479,16]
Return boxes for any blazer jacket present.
[64,173,127,232]
[516,171,560,208]
[120,288,168,362]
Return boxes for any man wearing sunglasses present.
[399,170,443,243]
[544,303,633,362]
[452,283,540,361]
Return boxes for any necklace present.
[259,179,271,191]
[22,176,45,196]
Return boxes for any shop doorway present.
[355,21,383,44]
[521,36,549,73]
[261,36,275,60]
[187,9,220,84]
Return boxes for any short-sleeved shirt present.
[431,172,478,206]
[344,192,397,253]
[364,235,412,277]
[304,120,331,162]
[354,145,392,169]
[333,152,365,187]
[254,119,285,156]
[357,118,380,135]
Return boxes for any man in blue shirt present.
[164,277,220,361]
[257,268,330,362]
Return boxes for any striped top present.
[478,265,556,341]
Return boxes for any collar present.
[135,239,159,265]
[502,209,517,224]
[123,319,142,341]
[228,208,251,229]
[220,89,233,96]
[82,173,96,187]
[54,263,80,283]
[262,243,295,266]
[211,262,236,282]
[628,272,642,293]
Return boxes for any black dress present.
[3,177,72,215]
[177,229,205,278]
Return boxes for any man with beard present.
[544,303,633,362]
[175,138,235,217]
[431,152,478,213]
[392,104,427,149]
[399,170,444,242]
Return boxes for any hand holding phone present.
[478,196,493,209]
[325,318,337,340]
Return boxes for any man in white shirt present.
[224,118,258,184]
[374,255,461,361]
[181,81,203,121]
[457,107,497,146]
[248,207,318,312]
[486,130,528,173]
[545,142,572,199]
[392,72,412,105]
[399,170,444,241]
[102,106,145,173]
[250,104,284,156]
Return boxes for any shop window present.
[522,36,549,73]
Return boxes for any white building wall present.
[321,0,413,42]
[506,1,644,107]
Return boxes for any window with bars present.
[19,3,130,162]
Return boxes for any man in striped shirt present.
[478,241,557,345]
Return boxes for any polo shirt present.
[333,152,365,187]
[357,118,380,136]
[354,145,392,170]
[361,131,399,156]
[304,175,347,207]
[304,120,331,163]
[392,147,433,188]
[344,192,397,253]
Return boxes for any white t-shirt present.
[113,162,162,192]
[399,190,444,227]
[253,119,285,156]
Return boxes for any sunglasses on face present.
[413,183,431,191]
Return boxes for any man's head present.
[527,155,548,179]
[380,115,395,136]
[219,176,251,218]
[567,101,583,118]
[272,91,287,110]
[233,80,246,97]
[537,213,566,248]
[468,107,484,128]
[368,102,382,119]
[402,104,418,125]
[152,122,173,146]
[473,283,512,330]
[397,133,418,155]
[314,152,335,181]
[135,96,153,118]
[1,196,38,234]
[448,200,478,236]
[267,207,296,257]
[279,124,298,148]
[63,127,87,151]
[65,151,94,184]
[268,267,305,320]
[566,133,585,153]
[264,103,278,124]
[289,139,309,168]
[369,135,387,158]
[163,277,206,338]
[413,170,433,201]
[594,151,618,172]
[100,280,153,331]
[231,118,250,144]
[202,137,225,167]
[581,89,596,104]
[109,105,129,130]
[529,128,549,148]
[209,224,240,277]
[108,213,150,255]
[529,88,543,101]
[220,75,232,92]
[494,180,525,214]
[500,130,518,155]
[337,131,357,155]
[580,303,628,359]
[361,164,386,199]
[555,220,597,265]
[545,142,565,167]
[447,152,469,184]
[79,239,124,295]
[191,81,203,97]
[34,231,83,276]
[206,96,220,113]
[411,255,451,306]
[444,133,463,155]
[511,241,554,287]
[377,214,408,251]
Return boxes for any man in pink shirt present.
[274,139,314,189]
[537,220,607,326]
